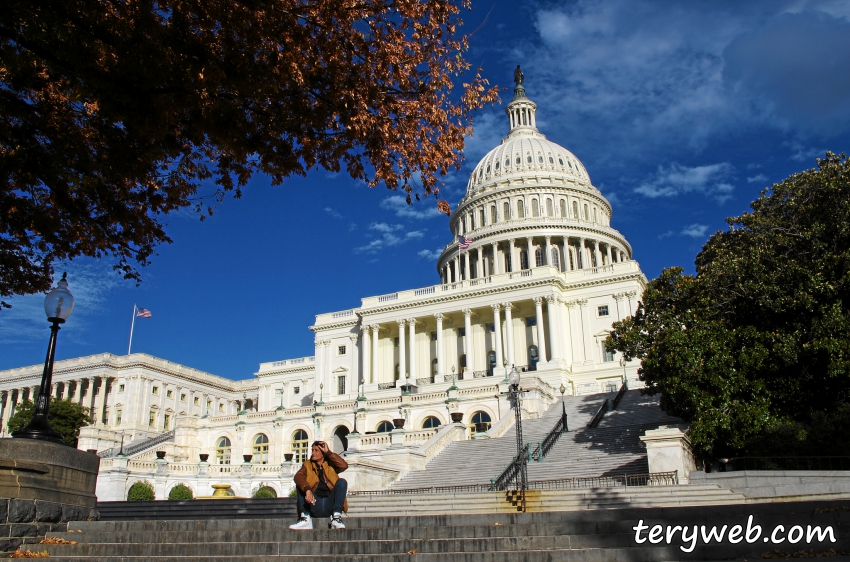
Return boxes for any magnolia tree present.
[0,0,498,305]
[606,153,850,458]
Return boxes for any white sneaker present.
[289,513,313,530]
[329,512,345,529]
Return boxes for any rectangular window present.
[118,384,125,393]
[163,414,171,430]
[218,402,224,412]
[149,411,156,428]
[166,389,173,399]
[115,409,122,425]
[294,386,300,395]
[193,397,199,405]
[603,348,615,362]
[274,389,282,398]
[488,323,495,333]
[151,386,159,396]
[459,328,465,337]
[338,376,346,395]
[598,305,609,317]
[431,331,437,341]
[338,345,346,355]
[206,399,212,409]
[525,317,537,327]
[180,393,187,402]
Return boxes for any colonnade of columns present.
[358,291,635,388]
[441,235,627,283]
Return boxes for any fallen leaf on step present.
[407,548,418,554]
[8,549,50,558]
[494,522,502,526]
[40,536,77,544]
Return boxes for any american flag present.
[136,307,152,318]
[458,236,473,249]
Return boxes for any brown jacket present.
[294,451,349,511]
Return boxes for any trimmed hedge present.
[168,483,194,501]
[253,486,277,499]
[127,480,155,501]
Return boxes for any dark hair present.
[311,441,325,449]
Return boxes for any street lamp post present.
[559,383,567,430]
[619,355,629,390]
[13,273,75,445]
[507,365,527,507]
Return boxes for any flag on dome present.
[136,307,152,318]
[458,236,473,249]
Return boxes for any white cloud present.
[658,231,674,239]
[355,226,427,253]
[680,224,709,238]
[406,231,424,239]
[747,173,768,183]
[368,222,403,233]
[0,260,122,346]
[634,162,735,202]
[379,195,443,220]
[324,207,343,219]
[787,140,829,163]
[417,248,442,260]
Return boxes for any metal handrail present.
[587,399,610,428]
[351,471,680,496]
[530,411,568,462]
[99,430,175,458]
[490,442,530,491]
[719,456,850,472]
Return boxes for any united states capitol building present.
[0,76,652,501]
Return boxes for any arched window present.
[584,204,589,220]
[292,429,309,463]
[520,250,529,270]
[593,208,597,223]
[532,199,540,217]
[486,164,490,174]
[491,206,497,223]
[546,199,554,216]
[559,157,565,166]
[526,154,532,164]
[376,421,394,433]
[503,202,510,220]
[515,156,521,166]
[538,155,544,163]
[505,253,512,273]
[517,200,525,218]
[549,155,554,164]
[470,411,492,436]
[422,416,441,429]
[551,248,561,271]
[252,434,269,464]
[560,200,567,218]
[495,161,500,170]
[488,350,496,374]
[505,158,510,168]
[528,345,539,371]
[480,208,485,227]
[572,201,579,218]
[535,248,544,267]
[470,213,475,230]
[216,437,232,465]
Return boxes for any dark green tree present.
[6,398,93,447]
[606,152,850,458]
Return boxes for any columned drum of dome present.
[437,73,633,284]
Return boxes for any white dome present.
[466,135,591,197]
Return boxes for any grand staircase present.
[29,498,850,561]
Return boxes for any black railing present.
[472,370,492,378]
[530,411,568,462]
[612,383,627,409]
[490,442,530,491]
[377,382,397,390]
[350,471,680,496]
[718,456,850,472]
[587,399,610,428]
[416,377,435,385]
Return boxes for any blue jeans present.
[296,478,347,518]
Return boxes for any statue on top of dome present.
[514,65,524,87]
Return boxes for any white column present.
[508,239,516,272]
[361,325,371,384]
[453,255,460,282]
[349,334,358,394]
[463,251,471,280]
[579,237,586,269]
[492,242,501,274]
[491,304,503,369]
[371,324,380,383]
[407,319,417,382]
[578,299,593,363]
[546,296,561,361]
[397,319,407,381]
[77,378,88,405]
[559,298,573,364]
[545,236,552,267]
[314,337,323,395]
[462,308,473,376]
[594,240,603,268]
[94,376,108,426]
[434,313,445,383]
[526,237,534,269]
[533,297,548,362]
[503,303,515,367]
[476,247,483,279]
[606,244,613,265]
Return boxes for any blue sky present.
[3,0,850,379]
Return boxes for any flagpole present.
[128,304,137,355]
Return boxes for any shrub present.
[168,484,193,501]
[288,487,298,498]
[253,486,277,499]
[127,480,155,501]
